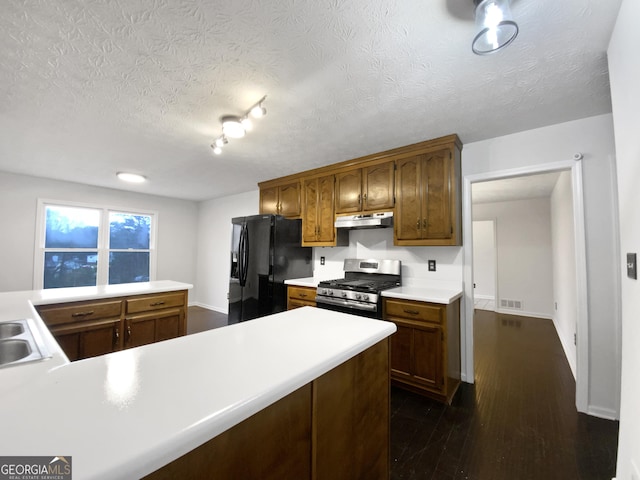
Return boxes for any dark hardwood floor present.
[186,306,620,480]
[391,309,619,480]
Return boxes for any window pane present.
[109,213,151,249]
[109,252,149,285]
[44,252,98,289]
[45,206,99,248]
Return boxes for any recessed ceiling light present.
[117,172,146,183]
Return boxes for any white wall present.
[312,228,463,289]
[463,113,620,418]
[473,198,554,319]
[608,0,640,477]
[472,220,496,301]
[550,171,578,378]
[195,190,259,312]
[0,171,198,295]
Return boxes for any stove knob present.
[361,294,369,301]
[355,293,362,300]
[328,290,333,296]
[341,291,347,298]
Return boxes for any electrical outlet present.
[428,260,436,272]
[320,256,325,265]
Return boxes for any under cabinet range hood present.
[335,211,393,229]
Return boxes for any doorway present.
[472,220,497,312]
[462,160,589,413]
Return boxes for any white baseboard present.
[474,294,495,301]
[189,302,227,314]
[587,405,619,421]
[496,308,552,320]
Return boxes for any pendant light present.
[472,0,519,55]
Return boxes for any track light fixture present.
[211,96,267,155]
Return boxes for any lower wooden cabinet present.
[36,290,188,361]
[384,297,460,404]
[287,285,317,309]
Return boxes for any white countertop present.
[382,285,463,304]
[284,277,318,288]
[0,285,395,480]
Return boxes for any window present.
[36,201,156,289]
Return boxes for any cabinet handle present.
[71,310,94,318]
[363,193,367,201]
[416,219,421,229]
[150,301,165,307]
[358,194,362,205]
[299,293,307,298]
[423,218,427,229]
[126,323,131,341]
[403,309,420,316]
[277,202,281,214]
[114,327,119,347]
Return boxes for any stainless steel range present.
[315,258,401,318]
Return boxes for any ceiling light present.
[221,116,246,138]
[472,0,519,55]
[210,96,267,155]
[117,172,146,183]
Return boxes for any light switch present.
[428,260,436,272]
[627,253,637,280]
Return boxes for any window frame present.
[34,199,158,289]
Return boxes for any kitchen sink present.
[0,322,25,339]
[0,319,51,368]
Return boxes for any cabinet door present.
[363,161,394,211]
[422,148,453,240]
[302,178,319,243]
[390,324,412,379]
[412,323,443,391]
[394,156,423,241]
[317,175,336,243]
[51,318,121,361]
[335,169,362,214]
[259,186,279,215]
[126,308,183,348]
[278,182,301,218]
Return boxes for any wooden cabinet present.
[394,141,462,246]
[37,299,123,361]
[259,181,301,218]
[384,297,460,404]
[36,290,188,361]
[125,291,187,348]
[302,174,348,246]
[335,161,395,214]
[287,285,317,309]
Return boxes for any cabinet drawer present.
[288,286,316,301]
[37,300,123,326]
[384,298,443,323]
[126,291,186,314]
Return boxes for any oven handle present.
[315,296,378,312]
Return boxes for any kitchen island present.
[0,288,395,479]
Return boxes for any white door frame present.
[472,219,498,310]
[462,158,589,413]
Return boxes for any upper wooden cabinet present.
[335,161,395,214]
[302,174,348,246]
[259,134,462,247]
[394,141,462,246]
[259,181,301,218]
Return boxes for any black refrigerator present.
[229,214,312,323]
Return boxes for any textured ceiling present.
[0,0,622,201]
[472,171,562,204]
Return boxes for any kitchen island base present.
[144,339,390,480]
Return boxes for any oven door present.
[315,296,381,319]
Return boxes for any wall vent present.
[500,299,523,310]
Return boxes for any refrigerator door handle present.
[240,224,249,287]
